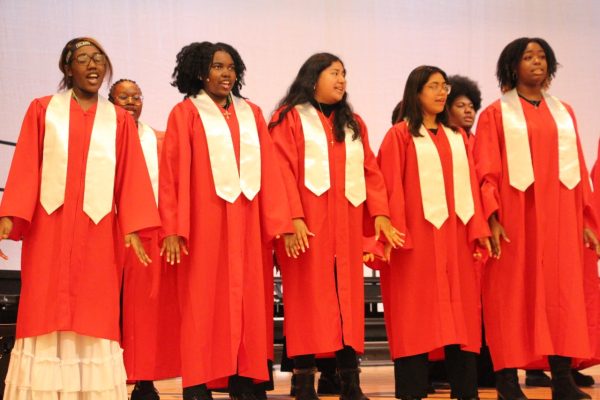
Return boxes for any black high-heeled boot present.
[548,356,591,400]
[293,368,319,400]
[338,368,369,400]
[131,381,160,400]
[183,384,214,400]
[495,368,527,400]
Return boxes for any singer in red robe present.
[159,42,293,400]
[109,79,181,399]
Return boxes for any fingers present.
[473,250,482,260]
[180,240,189,255]
[384,244,392,262]
[501,230,511,243]
[362,253,375,263]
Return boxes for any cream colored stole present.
[138,121,159,204]
[501,88,580,190]
[190,90,261,203]
[41,90,117,224]
[295,103,366,207]
[412,125,474,228]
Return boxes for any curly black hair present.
[108,78,139,103]
[269,52,360,142]
[399,65,450,137]
[446,75,482,112]
[171,41,246,98]
[496,37,558,92]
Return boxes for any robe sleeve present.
[473,104,503,220]
[564,103,598,231]
[377,125,413,250]
[159,102,192,241]
[590,140,600,233]
[0,99,45,240]
[253,105,294,241]
[269,109,305,219]
[462,129,491,243]
[114,111,161,235]
[357,115,390,227]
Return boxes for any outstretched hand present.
[160,235,189,265]
[125,232,152,266]
[374,216,405,248]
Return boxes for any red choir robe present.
[376,121,489,360]
[578,139,600,369]
[122,129,181,381]
[269,107,389,357]
[159,98,293,388]
[0,96,160,341]
[473,98,594,370]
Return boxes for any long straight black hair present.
[399,65,450,137]
[269,53,360,141]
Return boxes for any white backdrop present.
[1,0,599,269]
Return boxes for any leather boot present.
[338,368,369,400]
[548,356,591,400]
[318,371,341,395]
[183,384,214,400]
[572,370,595,387]
[495,368,527,400]
[131,381,160,400]
[293,368,319,400]
[525,370,551,387]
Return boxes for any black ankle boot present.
[183,384,214,400]
[338,368,369,400]
[294,368,319,400]
[572,370,595,387]
[548,356,591,400]
[131,381,160,400]
[525,370,551,387]
[495,368,527,400]
[318,371,341,395]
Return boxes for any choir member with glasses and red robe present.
[268,52,404,400]
[109,79,181,400]
[158,42,296,400]
[0,37,160,400]
[473,37,600,400]
[375,65,491,400]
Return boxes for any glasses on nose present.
[425,83,452,94]
[116,94,143,104]
[74,53,106,66]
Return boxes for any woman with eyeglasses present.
[473,37,599,400]
[268,52,404,400]
[159,41,295,400]
[109,79,181,400]
[376,65,491,400]
[0,37,160,399]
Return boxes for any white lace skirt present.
[3,331,127,400]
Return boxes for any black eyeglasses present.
[73,53,106,66]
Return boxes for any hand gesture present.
[0,217,13,260]
[584,227,600,257]
[474,237,492,261]
[125,232,152,266]
[489,214,510,259]
[160,235,189,265]
[292,218,315,254]
[374,215,405,248]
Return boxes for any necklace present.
[317,102,335,145]
[221,95,232,119]
[518,92,542,108]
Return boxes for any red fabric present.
[375,121,489,359]
[122,130,181,381]
[269,107,389,357]
[0,96,160,341]
[159,99,292,388]
[473,98,594,370]
[578,139,600,369]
